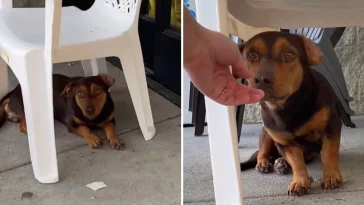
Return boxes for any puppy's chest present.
[72,113,114,129]
[263,106,331,146]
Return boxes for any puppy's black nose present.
[86,106,94,114]
[254,77,272,87]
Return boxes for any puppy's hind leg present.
[4,102,20,123]
[274,158,291,175]
[19,117,27,134]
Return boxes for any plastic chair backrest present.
[291,28,324,43]
[97,0,141,21]
[44,0,141,51]
[45,0,62,51]
[101,0,139,14]
[0,0,141,50]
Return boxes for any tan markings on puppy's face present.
[90,83,107,117]
[240,32,321,103]
[61,75,113,120]
[242,38,268,85]
[75,84,107,120]
[270,37,304,101]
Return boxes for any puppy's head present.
[60,74,115,120]
[239,31,323,102]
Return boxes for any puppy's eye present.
[78,92,85,98]
[284,52,295,62]
[247,51,259,61]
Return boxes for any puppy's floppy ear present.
[60,82,76,98]
[98,74,115,88]
[299,35,323,66]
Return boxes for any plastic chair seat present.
[227,0,364,28]
[0,7,132,53]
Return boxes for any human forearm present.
[183,6,205,67]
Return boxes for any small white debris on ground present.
[86,181,107,191]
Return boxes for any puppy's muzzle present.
[254,76,273,89]
[254,71,273,91]
[85,106,96,119]
[86,106,95,114]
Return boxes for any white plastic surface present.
[195,0,244,204]
[81,58,108,76]
[17,52,59,184]
[0,0,155,183]
[118,28,156,141]
[0,57,8,99]
[227,0,364,28]
[0,0,11,8]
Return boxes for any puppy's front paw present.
[85,135,103,149]
[108,138,125,150]
[256,159,273,173]
[321,170,343,189]
[274,158,290,175]
[288,175,313,196]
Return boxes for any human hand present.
[184,26,264,106]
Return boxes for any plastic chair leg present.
[318,39,351,101]
[196,0,244,204]
[337,102,356,128]
[236,104,245,143]
[81,58,108,76]
[0,57,8,98]
[17,57,58,183]
[191,87,206,136]
[118,29,156,141]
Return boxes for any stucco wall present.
[335,27,364,115]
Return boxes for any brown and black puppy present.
[0,74,124,150]
[239,31,343,196]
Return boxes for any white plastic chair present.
[195,0,364,204]
[0,0,156,183]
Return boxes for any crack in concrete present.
[0,115,180,174]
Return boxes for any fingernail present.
[252,93,263,102]
[254,89,265,97]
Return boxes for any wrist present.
[183,6,206,68]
